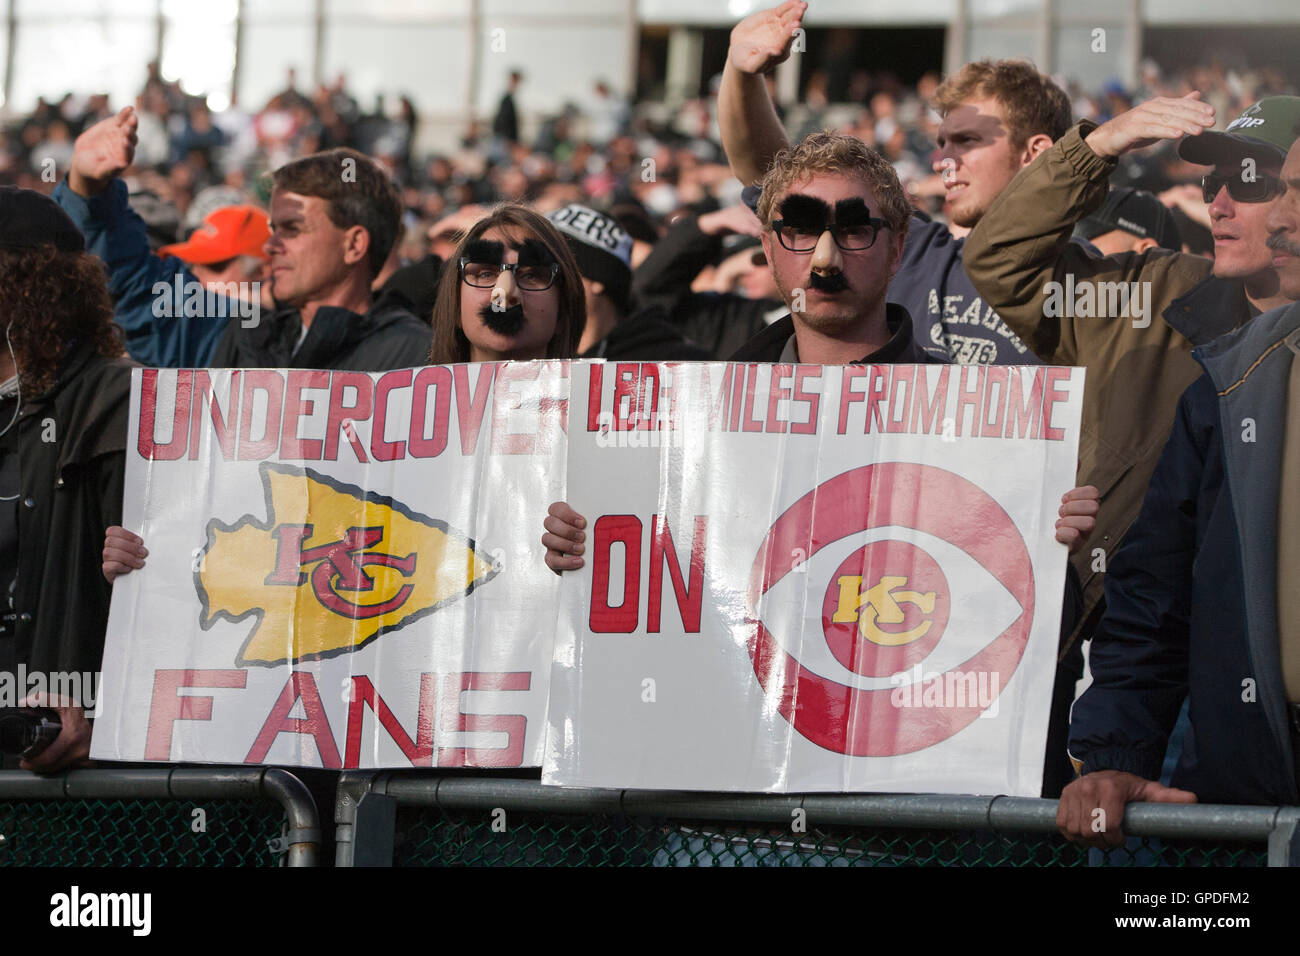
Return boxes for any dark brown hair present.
[272,147,402,277]
[934,59,1073,148]
[429,205,586,364]
[0,246,122,396]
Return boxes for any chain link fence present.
[337,774,1297,867]
[0,768,320,867]
[388,811,1270,867]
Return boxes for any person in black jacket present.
[210,147,431,371]
[493,71,523,145]
[547,203,711,361]
[631,203,785,359]
[0,187,134,773]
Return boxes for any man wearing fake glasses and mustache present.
[963,94,1300,653]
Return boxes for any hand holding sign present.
[542,501,587,573]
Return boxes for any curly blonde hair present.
[756,131,912,239]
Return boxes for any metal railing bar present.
[0,767,321,867]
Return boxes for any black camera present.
[0,707,62,759]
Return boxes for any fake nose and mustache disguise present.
[778,194,874,296]
[480,301,526,335]
[464,236,557,337]
[808,270,849,293]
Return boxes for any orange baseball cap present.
[159,205,271,264]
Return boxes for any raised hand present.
[69,106,139,196]
[1084,93,1215,160]
[698,203,763,238]
[727,0,808,76]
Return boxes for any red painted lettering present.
[245,672,341,768]
[590,515,642,633]
[647,516,707,633]
[144,669,246,760]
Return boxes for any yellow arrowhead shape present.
[197,463,497,666]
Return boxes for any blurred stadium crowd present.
[3,52,1293,278]
[3,0,1300,863]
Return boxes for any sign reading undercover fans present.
[95,363,569,769]
[94,360,1082,796]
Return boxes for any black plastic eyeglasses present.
[771,218,888,252]
[459,259,560,290]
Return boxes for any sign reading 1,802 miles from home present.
[544,360,1083,796]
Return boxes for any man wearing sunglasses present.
[964,94,1300,657]
[1059,131,1300,841]
[719,2,1073,368]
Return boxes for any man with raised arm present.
[1058,131,1300,844]
[964,94,1300,654]
[718,0,1073,367]
[55,106,432,372]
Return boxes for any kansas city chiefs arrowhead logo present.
[196,462,498,666]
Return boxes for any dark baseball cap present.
[1178,96,1300,166]
[1077,187,1181,251]
[0,186,85,253]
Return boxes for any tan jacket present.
[964,121,1241,650]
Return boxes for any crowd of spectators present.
[3,4,1299,859]
[1,53,1293,293]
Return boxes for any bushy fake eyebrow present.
[778,194,831,223]
[464,238,505,263]
[833,197,872,224]
[778,194,874,225]
[515,238,556,266]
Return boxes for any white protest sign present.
[544,361,1084,795]
[93,362,568,769]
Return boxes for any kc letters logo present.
[747,463,1034,756]
[196,463,498,666]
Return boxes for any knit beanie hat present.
[547,203,633,314]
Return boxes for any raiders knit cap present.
[546,203,633,313]
[0,186,85,253]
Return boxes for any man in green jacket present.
[964,94,1300,648]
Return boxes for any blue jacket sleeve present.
[1067,377,1213,779]
[53,179,231,367]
